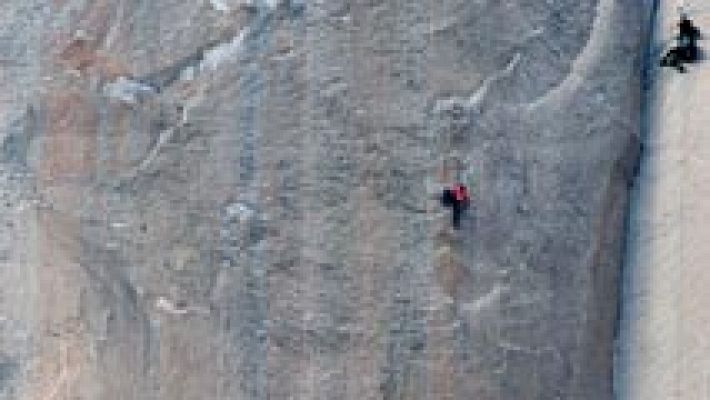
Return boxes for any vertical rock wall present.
[0,1,643,399]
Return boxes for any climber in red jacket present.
[441,183,470,229]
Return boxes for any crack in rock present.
[119,126,176,183]
[141,0,276,90]
[461,284,509,317]
[526,0,614,111]
[433,53,522,114]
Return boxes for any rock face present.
[617,1,710,399]
[0,1,643,399]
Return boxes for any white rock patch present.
[103,76,155,105]
[209,0,230,12]
[226,202,254,222]
[199,28,248,72]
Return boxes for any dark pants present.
[661,39,699,72]
[441,189,455,207]
[452,202,463,229]
[441,189,467,229]
[679,21,700,41]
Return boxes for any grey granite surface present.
[0,1,643,399]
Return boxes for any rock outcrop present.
[616,1,710,399]
[0,1,644,399]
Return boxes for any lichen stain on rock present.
[39,91,98,182]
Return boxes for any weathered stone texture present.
[0,1,643,399]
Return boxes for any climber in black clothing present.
[679,14,700,41]
[441,183,470,229]
[661,14,701,72]
[661,47,693,72]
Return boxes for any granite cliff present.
[0,1,644,399]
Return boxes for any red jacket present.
[452,184,469,202]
